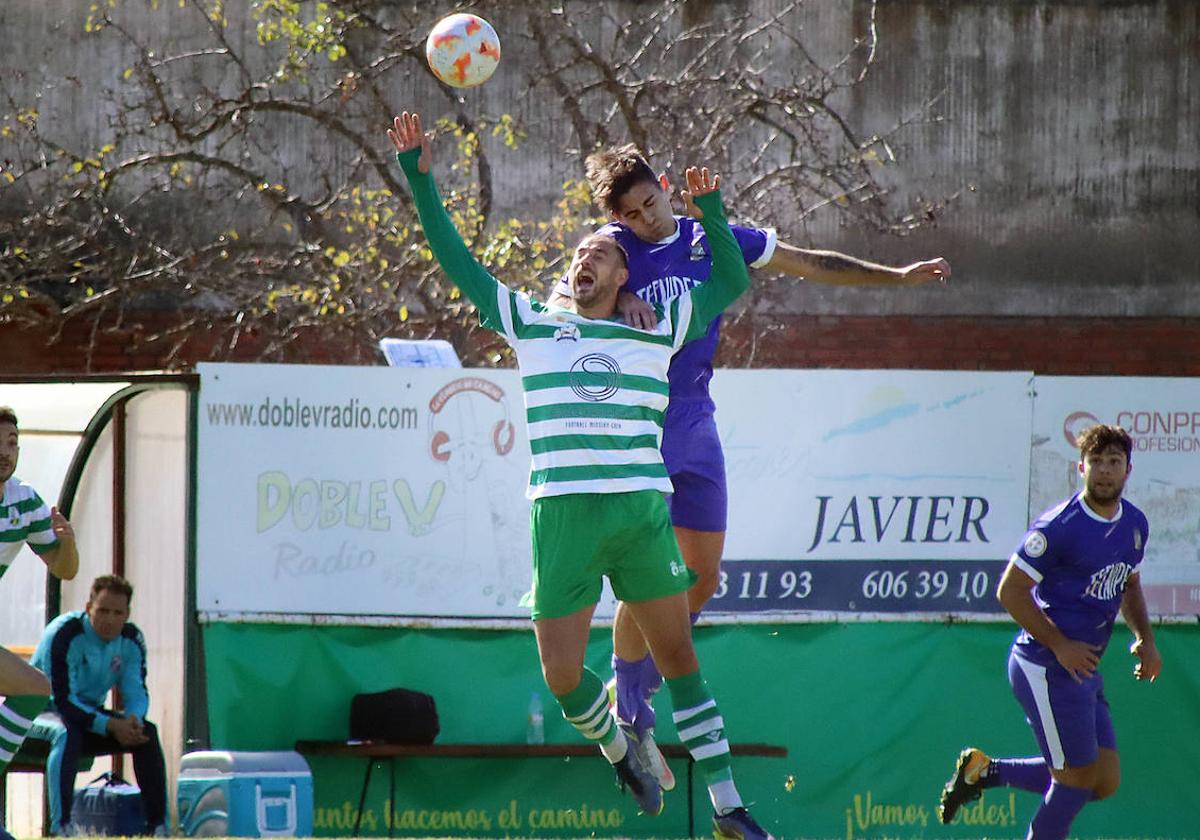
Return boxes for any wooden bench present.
[295,739,787,838]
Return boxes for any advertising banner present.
[197,363,538,618]
[709,370,1034,615]
[1031,377,1200,616]
[199,365,1038,620]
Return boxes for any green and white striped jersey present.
[0,477,57,577]
[498,290,694,498]
[399,148,749,500]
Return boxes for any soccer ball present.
[425,13,501,89]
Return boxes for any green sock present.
[667,670,743,813]
[0,694,48,771]
[554,668,617,746]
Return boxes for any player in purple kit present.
[938,424,1161,840]
[550,144,950,787]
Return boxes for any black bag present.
[71,772,144,836]
[350,688,439,744]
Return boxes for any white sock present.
[600,726,629,763]
[710,779,744,815]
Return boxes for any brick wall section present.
[3,311,1199,376]
[716,314,1200,376]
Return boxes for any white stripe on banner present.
[1014,655,1066,769]
[673,698,717,724]
[678,716,724,743]
[0,703,33,731]
[690,738,730,762]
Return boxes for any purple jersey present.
[555,216,775,404]
[1010,493,1149,666]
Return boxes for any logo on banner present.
[1064,408,1200,453]
[428,377,516,463]
[1063,411,1101,448]
[569,354,621,402]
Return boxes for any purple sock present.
[988,757,1051,794]
[690,611,701,625]
[613,654,656,735]
[1027,782,1090,840]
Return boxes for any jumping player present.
[388,112,774,840]
[937,424,1161,840]
[550,144,950,786]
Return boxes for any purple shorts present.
[1008,650,1116,770]
[661,400,727,532]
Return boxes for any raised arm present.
[387,112,508,331]
[764,244,950,286]
[679,167,749,337]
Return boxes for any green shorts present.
[527,490,696,620]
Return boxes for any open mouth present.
[573,271,595,295]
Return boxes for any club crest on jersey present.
[569,353,621,402]
[689,229,707,261]
[1024,530,1047,558]
[554,322,580,342]
[7,507,18,527]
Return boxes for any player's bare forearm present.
[43,541,79,581]
[998,562,1098,681]
[1120,574,1154,642]
[765,243,949,286]
[1121,574,1161,681]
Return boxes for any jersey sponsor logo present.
[554,322,580,342]
[669,558,687,578]
[569,354,621,402]
[1084,561,1134,601]
[1023,530,1047,558]
[637,275,699,304]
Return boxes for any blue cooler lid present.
[179,750,312,777]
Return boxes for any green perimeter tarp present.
[203,622,1200,839]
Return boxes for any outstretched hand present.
[387,112,432,174]
[896,257,951,286]
[680,166,720,220]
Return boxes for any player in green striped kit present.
[0,406,80,840]
[389,112,774,840]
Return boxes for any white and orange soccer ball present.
[425,13,501,88]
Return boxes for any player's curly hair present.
[1076,424,1132,462]
[0,406,17,428]
[584,144,659,213]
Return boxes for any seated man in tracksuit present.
[30,574,167,836]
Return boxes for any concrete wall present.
[1,0,1196,324]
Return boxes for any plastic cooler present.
[177,750,313,837]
